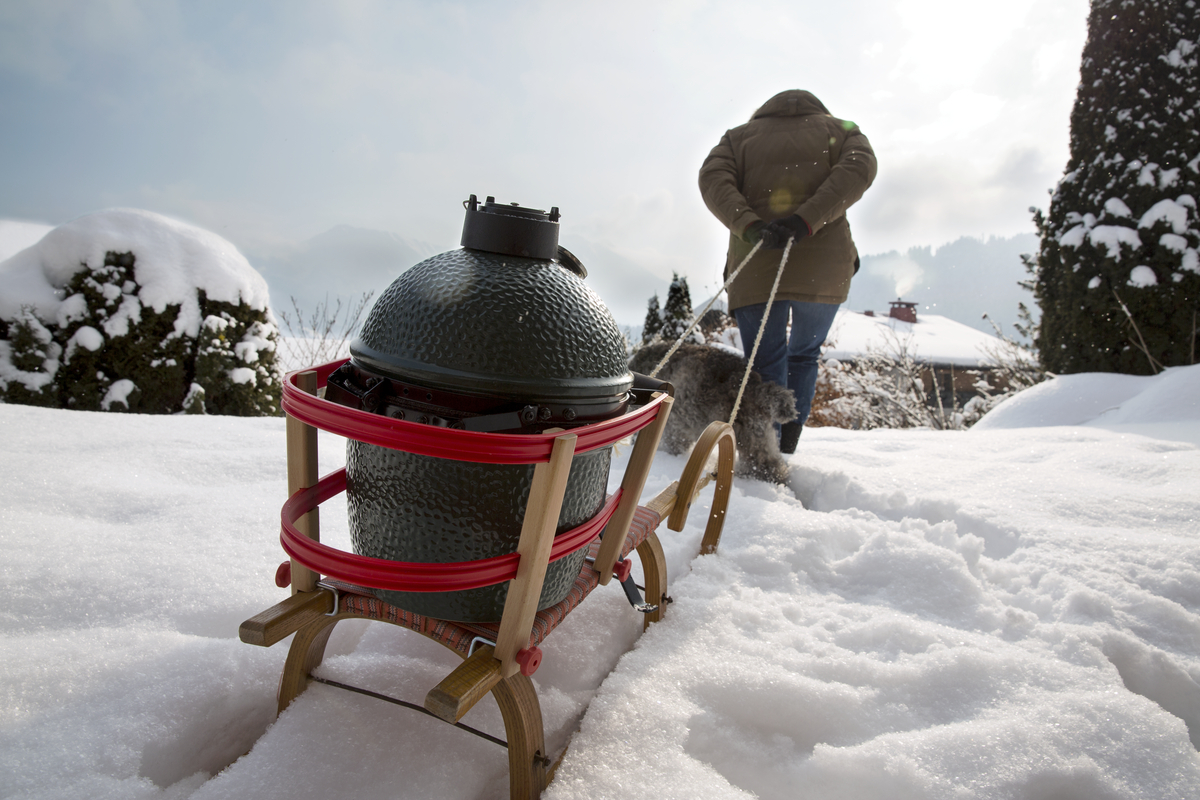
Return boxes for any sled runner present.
[239,361,735,799]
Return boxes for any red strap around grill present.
[281,360,666,464]
[280,470,623,592]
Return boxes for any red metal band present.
[280,360,665,464]
[280,468,623,592]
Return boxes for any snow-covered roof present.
[0,209,271,334]
[825,307,1022,367]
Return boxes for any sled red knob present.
[275,561,292,588]
[516,646,543,676]
[612,559,632,583]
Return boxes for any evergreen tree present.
[641,293,663,345]
[659,273,694,341]
[1030,0,1199,374]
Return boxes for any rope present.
[728,236,794,428]
[647,239,765,379]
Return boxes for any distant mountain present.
[850,233,1040,337]
[245,226,1041,342]
[557,238,668,327]
[247,225,667,331]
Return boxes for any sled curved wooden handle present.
[669,421,735,555]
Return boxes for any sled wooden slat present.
[286,370,320,594]
[425,643,505,723]
[239,588,334,647]
[494,431,576,678]
[594,393,673,585]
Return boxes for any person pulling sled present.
[699,89,877,452]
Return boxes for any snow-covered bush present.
[809,327,1045,431]
[0,209,281,415]
[1029,0,1199,374]
[810,330,962,430]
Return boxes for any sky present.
[0,0,1090,304]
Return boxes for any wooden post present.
[494,432,577,678]
[285,370,320,594]
[594,394,673,585]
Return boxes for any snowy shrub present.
[0,209,282,415]
[0,308,62,407]
[809,327,1045,431]
[1028,0,1199,374]
[809,331,961,430]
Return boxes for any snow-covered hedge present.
[0,209,282,415]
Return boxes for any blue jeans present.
[733,300,840,426]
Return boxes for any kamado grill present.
[239,196,737,800]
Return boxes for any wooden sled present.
[240,364,735,799]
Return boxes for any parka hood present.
[751,90,830,120]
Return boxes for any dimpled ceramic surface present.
[344,247,630,622]
[351,248,631,399]
[346,443,610,622]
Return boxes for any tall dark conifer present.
[660,273,694,341]
[1031,0,1199,374]
[641,294,663,345]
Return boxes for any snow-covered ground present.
[3,366,1199,799]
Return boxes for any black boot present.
[779,421,802,454]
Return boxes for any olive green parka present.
[699,90,877,310]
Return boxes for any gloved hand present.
[743,220,767,245]
[760,215,811,249]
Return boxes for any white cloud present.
[0,0,1092,297]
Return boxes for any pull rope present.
[728,236,794,428]
[643,234,794,429]
[647,239,765,379]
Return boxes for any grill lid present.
[341,197,632,422]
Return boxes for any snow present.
[1138,197,1193,235]
[1127,265,1158,287]
[1084,225,1142,261]
[1104,197,1132,217]
[0,209,271,336]
[824,308,1018,367]
[1161,233,1190,253]
[100,378,138,410]
[3,367,1200,799]
[0,220,53,262]
[976,364,1200,447]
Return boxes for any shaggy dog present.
[629,342,796,483]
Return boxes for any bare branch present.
[1111,289,1163,374]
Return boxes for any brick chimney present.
[889,299,918,323]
